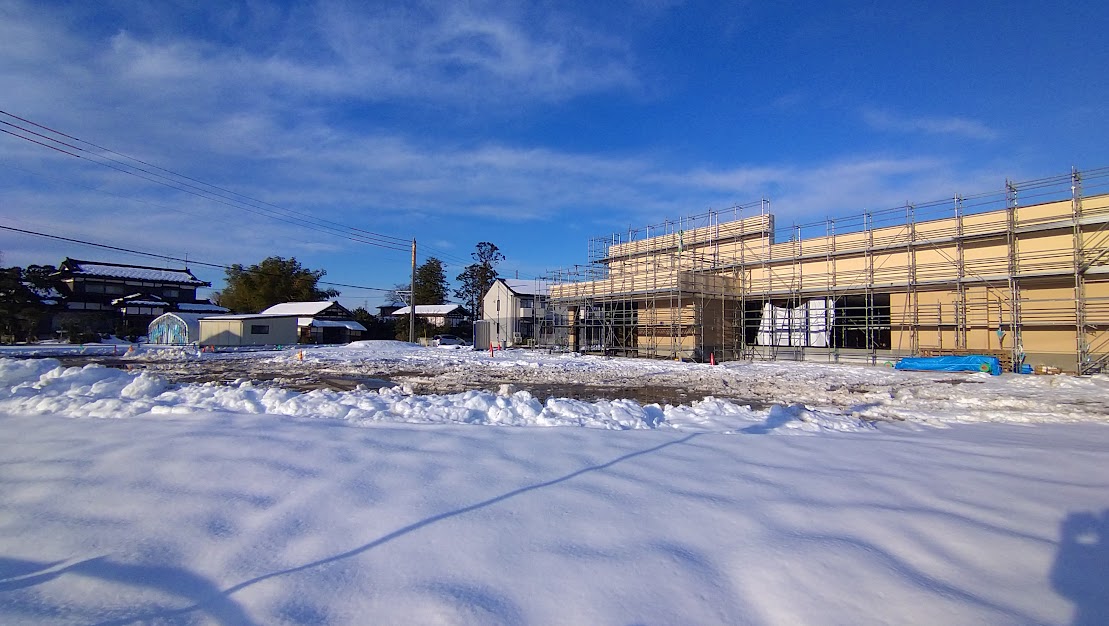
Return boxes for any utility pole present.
[410,238,417,344]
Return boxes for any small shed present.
[147,312,208,345]
[198,314,299,347]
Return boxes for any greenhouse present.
[147,312,207,345]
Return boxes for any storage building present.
[198,314,299,347]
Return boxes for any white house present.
[483,278,554,347]
[391,304,467,328]
[260,301,365,344]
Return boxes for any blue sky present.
[2,0,1107,310]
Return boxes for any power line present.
[0,223,395,293]
[7,111,408,243]
[1,111,539,281]
[0,110,412,252]
[1,109,411,247]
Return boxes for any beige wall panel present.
[834,232,869,253]
[768,241,798,260]
[870,224,913,248]
[962,240,1008,259]
[964,327,1015,352]
[1018,232,1075,275]
[913,247,957,265]
[1018,232,1074,251]
[961,212,1007,237]
[1083,194,1109,214]
[1021,329,1078,354]
[1021,284,1077,300]
[1085,280,1109,298]
[872,252,910,284]
[797,259,833,285]
[915,247,960,283]
[915,218,960,240]
[914,290,960,307]
[962,241,1008,276]
[1016,200,1072,225]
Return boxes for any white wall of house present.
[198,315,299,347]
[483,280,547,348]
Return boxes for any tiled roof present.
[62,259,207,286]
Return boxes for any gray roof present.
[500,278,549,297]
[309,319,367,331]
[61,259,207,286]
[177,302,230,313]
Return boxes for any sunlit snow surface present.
[1,344,1108,625]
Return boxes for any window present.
[250,324,270,335]
[163,289,179,299]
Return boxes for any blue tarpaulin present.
[895,355,1002,376]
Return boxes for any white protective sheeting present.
[757,299,833,347]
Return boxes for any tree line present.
[215,242,505,340]
[0,241,505,343]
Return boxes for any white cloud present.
[862,108,999,140]
[0,0,1045,285]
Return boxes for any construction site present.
[547,166,1109,374]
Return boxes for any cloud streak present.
[862,108,999,140]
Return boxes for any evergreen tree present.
[215,256,339,313]
[0,264,57,342]
[454,242,503,320]
[413,257,448,306]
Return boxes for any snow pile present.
[0,359,878,433]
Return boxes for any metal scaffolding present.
[548,166,1109,373]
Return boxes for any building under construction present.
[548,167,1109,374]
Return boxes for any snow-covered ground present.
[1,343,1107,624]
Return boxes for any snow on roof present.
[261,301,337,316]
[199,313,300,321]
[391,304,465,316]
[62,260,207,285]
[501,278,549,296]
[309,319,367,331]
[176,302,230,313]
[112,294,169,307]
[28,285,63,300]
[155,312,210,324]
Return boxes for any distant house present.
[391,304,467,328]
[198,314,299,347]
[260,301,366,344]
[483,278,560,347]
[377,305,402,321]
[51,258,223,335]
